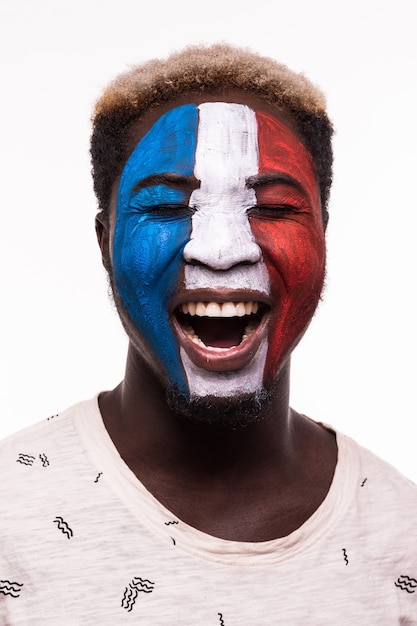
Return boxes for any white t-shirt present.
[1,397,416,624]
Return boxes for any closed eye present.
[248,204,304,219]
[128,182,193,217]
[248,176,311,218]
[144,204,195,218]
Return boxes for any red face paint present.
[250,110,326,382]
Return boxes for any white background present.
[0,0,416,480]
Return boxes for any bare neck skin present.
[98,345,337,543]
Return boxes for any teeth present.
[206,302,221,317]
[187,301,196,316]
[242,319,258,342]
[180,301,260,318]
[221,302,237,317]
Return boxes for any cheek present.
[113,214,191,391]
[119,221,187,295]
[250,218,325,379]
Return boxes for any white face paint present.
[179,340,268,398]
[181,103,270,398]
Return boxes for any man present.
[1,44,416,624]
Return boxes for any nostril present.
[183,257,206,267]
[183,236,262,270]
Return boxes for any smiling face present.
[110,98,326,402]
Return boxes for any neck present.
[100,343,294,475]
[98,344,337,541]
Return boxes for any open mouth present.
[175,300,266,352]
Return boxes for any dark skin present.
[95,90,337,543]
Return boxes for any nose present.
[182,209,262,270]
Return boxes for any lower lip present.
[172,312,270,372]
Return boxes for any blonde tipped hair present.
[93,43,327,119]
[91,43,333,222]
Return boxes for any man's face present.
[110,98,325,401]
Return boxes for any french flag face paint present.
[113,105,198,393]
[250,110,326,382]
[113,101,325,398]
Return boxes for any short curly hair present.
[91,43,333,224]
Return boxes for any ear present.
[322,209,329,231]
[95,212,111,271]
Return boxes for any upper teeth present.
[180,301,259,317]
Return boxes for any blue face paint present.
[113,104,198,393]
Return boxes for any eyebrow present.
[246,173,305,194]
[133,173,200,193]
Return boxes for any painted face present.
[113,102,325,398]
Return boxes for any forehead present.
[120,97,319,208]
[126,90,305,155]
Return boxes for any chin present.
[178,336,268,398]
[166,383,272,429]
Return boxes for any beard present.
[166,383,273,429]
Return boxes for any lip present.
[171,289,271,372]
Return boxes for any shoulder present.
[0,397,106,546]
[335,429,417,549]
[0,397,101,504]
[0,398,95,462]
[339,431,417,499]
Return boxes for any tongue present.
[191,317,246,348]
